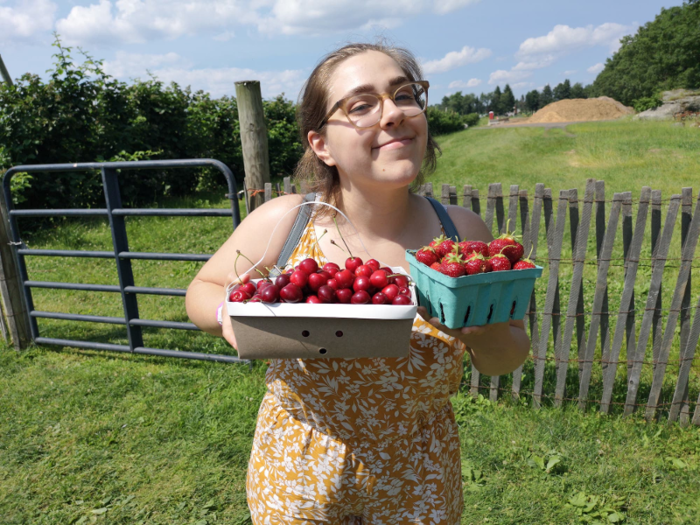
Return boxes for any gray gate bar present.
[26,281,122,293]
[10,208,235,217]
[35,337,131,353]
[129,319,199,330]
[31,311,126,324]
[18,249,115,258]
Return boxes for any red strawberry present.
[459,240,489,258]
[416,247,439,267]
[488,230,524,264]
[464,253,490,275]
[490,253,512,272]
[513,258,536,270]
[430,262,442,271]
[439,252,466,277]
[432,235,457,259]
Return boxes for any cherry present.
[371,292,389,304]
[392,295,412,305]
[260,284,280,303]
[336,288,353,303]
[299,258,319,274]
[305,295,322,304]
[280,283,303,303]
[366,259,381,272]
[355,264,373,278]
[289,270,309,288]
[353,276,372,293]
[317,285,337,303]
[350,290,371,304]
[248,295,262,303]
[397,286,411,296]
[345,257,363,273]
[394,275,409,288]
[257,280,272,291]
[334,269,355,289]
[239,282,257,297]
[322,262,340,276]
[275,274,291,288]
[317,270,332,281]
[369,270,389,289]
[326,278,339,290]
[229,290,250,302]
[381,284,399,300]
[308,272,327,292]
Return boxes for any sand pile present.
[528,97,635,123]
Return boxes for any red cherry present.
[260,284,280,303]
[308,272,327,292]
[381,284,399,300]
[369,270,389,289]
[335,269,355,289]
[350,290,371,304]
[239,282,257,296]
[392,295,412,305]
[326,278,339,290]
[299,258,319,274]
[317,285,337,303]
[345,257,363,273]
[322,262,340,276]
[274,274,291,288]
[394,275,409,288]
[248,295,262,303]
[371,292,389,304]
[353,276,372,292]
[366,259,381,272]
[229,290,250,302]
[305,295,322,304]
[336,288,353,303]
[317,270,332,281]
[397,286,410,296]
[355,264,373,278]
[290,270,309,288]
[280,283,303,303]
[257,280,273,291]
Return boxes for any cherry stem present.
[235,250,268,280]
[332,216,355,258]
[310,229,328,252]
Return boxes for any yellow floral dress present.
[246,219,467,525]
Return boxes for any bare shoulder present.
[445,205,493,243]
[241,193,306,231]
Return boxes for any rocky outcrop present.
[635,89,700,120]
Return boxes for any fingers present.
[226,271,250,287]
[220,308,238,349]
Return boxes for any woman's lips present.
[375,138,413,150]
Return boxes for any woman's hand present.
[221,272,250,350]
[417,306,507,343]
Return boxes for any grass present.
[1,119,700,523]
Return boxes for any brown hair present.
[293,42,440,211]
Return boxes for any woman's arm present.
[185,194,305,339]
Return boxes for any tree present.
[553,79,572,101]
[525,90,540,112]
[540,84,554,106]
[570,82,587,99]
[501,84,516,114]
[491,86,502,114]
[591,0,700,105]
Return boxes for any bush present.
[426,107,469,135]
[633,96,664,113]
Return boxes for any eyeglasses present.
[320,81,429,129]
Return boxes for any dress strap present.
[425,196,460,241]
[273,192,317,274]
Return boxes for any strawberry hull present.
[406,250,543,329]
[227,265,417,360]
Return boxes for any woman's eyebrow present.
[340,76,410,99]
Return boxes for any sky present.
[0,0,686,103]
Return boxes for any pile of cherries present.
[229,257,414,305]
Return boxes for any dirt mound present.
[527,97,634,124]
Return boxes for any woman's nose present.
[379,97,405,128]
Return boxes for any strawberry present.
[464,253,490,275]
[432,235,457,259]
[430,262,442,271]
[416,247,439,267]
[489,253,512,272]
[439,252,466,277]
[488,229,524,264]
[459,240,489,258]
[513,257,536,270]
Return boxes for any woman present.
[186,42,530,525]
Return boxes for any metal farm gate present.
[1,159,248,364]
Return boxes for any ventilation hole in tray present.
[318,348,328,355]
[335,330,343,337]
[510,300,517,318]
[440,303,446,324]
[301,330,310,337]
[486,304,494,324]
[464,306,471,325]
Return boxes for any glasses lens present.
[346,94,382,128]
[394,83,427,116]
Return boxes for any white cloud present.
[488,69,532,85]
[511,81,533,90]
[0,0,57,42]
[422,46,492,75]
[432,0,481,15]
[587,62,605,74]
[563,70,577,76]
[104,52,306,98]
[213,31,236,42]
[517,23,634,59]
[512,55,556,71]
[448,78,482,89]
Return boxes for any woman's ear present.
[307,130,337,167]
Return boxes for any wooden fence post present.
[0,188,31,349]
[235,80,271,214]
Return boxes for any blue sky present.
[1,0,685,103]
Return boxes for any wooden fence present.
[264,177,700,427]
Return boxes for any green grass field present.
[1,119,699,524]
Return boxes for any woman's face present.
[309,50,428,190]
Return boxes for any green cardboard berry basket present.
[405,250,543,329]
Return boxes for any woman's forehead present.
[327,51,405,99]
